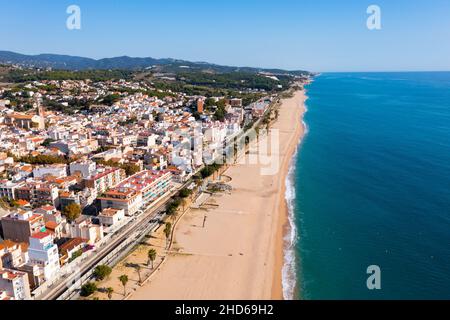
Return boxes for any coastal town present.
[0,66,310,300]
[3,0,449,310]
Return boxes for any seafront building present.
[98,208,125,227]
[98,170,172,215]
[0,70,289,298]
[99,188,142,216]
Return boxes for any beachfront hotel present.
[98,170,172,216]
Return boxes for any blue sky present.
[1,0,450,72]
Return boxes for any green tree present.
[164,222,172,248]
[106,287,114,300]
[179,188,192,198]
[16,154,67,165]
[80,282,97,297]
[216,99,226,108]
[121,163,140,177]
[95,159,140,177]
[181,198,188,212]
[135,264,142,284]
[62,203,82,222]
[41,138,55,147]
[119,275,129,296]
[205,97,216,107]
[166,198,181,216]
[213,106,226,121]
[93,265,112,281]
[68,249,83,262]
[147,249,157,269]
[101,94,121,106]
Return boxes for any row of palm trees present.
[91,247,158,300]
[93,194,191,300]
[100,153,230,301]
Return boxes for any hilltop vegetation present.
[175,71,290,91]
[3,69,133,82]
[0,50,310,76]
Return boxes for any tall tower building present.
[37,99,45,118]
[34,99,45,130]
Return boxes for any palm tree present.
[119,275,128,296]
[135,264,142,284]
[147,249,157,269]
[164,222,172,249]
[106,287,114,300]
[181,198,188,212]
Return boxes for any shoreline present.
[271,90,307,300]
[129,89,307,300]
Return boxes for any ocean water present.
[290,72,450,300]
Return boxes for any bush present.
[62,203,82,222]
[200,163,223,179]
[93,265,112,281]
[16,154,67,165]
[166,198,181,215]
[68,249,83,263]
[179,188,192,198]
[80,282,97,297]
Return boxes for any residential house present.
[27,231,60,282]
[1,210,45,243]
[0,268,31,300]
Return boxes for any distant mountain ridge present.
[0,50,309,76]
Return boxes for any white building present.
[33,164,67,179]
[98,208,125,227]
[28,232,60,282]
[0,268,31,300]
[68,217,104,245]
[48,128,70,141]
[204,125,227,144]
[84,167,126,194]
[34,205,63,224]
[0,180,25,200]
[99,188,143,217]
[137,133,158,147]
[69,160,97,179]
[99,170,172,216]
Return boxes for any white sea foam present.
[282,97,309,300]
[282,147,299,300]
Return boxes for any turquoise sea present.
[288,72,450,299]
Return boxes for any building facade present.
[1,211,45,243]
[28,232,60,282]
[0,268,31,300]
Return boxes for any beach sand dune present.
[131,90,307,300]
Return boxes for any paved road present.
[35,97,276,300]
[35,190,178,300]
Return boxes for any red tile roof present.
[31,231,51,240]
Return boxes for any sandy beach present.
[130,90,307,300]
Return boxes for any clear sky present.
[1,0,450,72]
